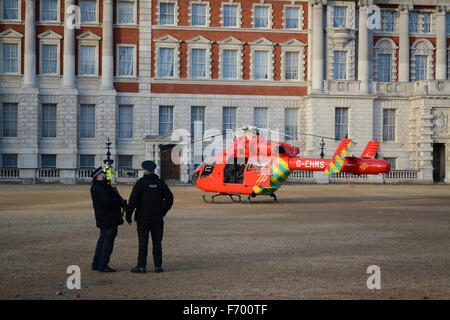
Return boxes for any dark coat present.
[90,180,124,229]
[126,173,174,224]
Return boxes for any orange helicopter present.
[191,127,391,203]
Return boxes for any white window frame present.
[250,38,274,81]
[382,108,396,142]
[158,0,178,26]
[410,39,435,81]
[76,31,101,77]
[79,0,99,25]
[79,104,96,139]
[327,2,355,29]
[38,30,62,76]
[218,36,243,80]
[254,107,268,129]
[40,0,60,23]
[116,0,137,26]
[0,0,21,21]
[41,103,57,138]
[116,44,137,78]
[280,39,306,81]
[373,38,398,82]
[283,4,304,30]
[221,2,241,28]
[154,35,180,79]
[189,1,210,27]
[0,29,22,75]
[187,36,212,80]
[117,104,133,139]
[252,3,272,29]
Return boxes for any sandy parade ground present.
[0,183,449,300]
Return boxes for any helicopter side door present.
[243,158,271,188]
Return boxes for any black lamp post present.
[320,138,325,159]
[103,137,114,166]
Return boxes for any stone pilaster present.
[358,2,371,94]
[398,4,411,82]
[24,0,36,88]
[311,1,324,92]
[102,0,114,89]
[63,0,76,88]
[435,6,447,80]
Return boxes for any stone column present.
[435,6,447,80]
[358,2,370,93]
[63,0,76,88]
[24,0,36,87]
[102,0,114,89]
[398,4,410,82]
[311,1,324,92]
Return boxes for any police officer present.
[90,166,125,272]
[126,161,174,273]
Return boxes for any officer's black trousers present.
[92,227,117,270]
[137,222,164,268]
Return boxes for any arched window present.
[410,39,435,81]
[373,38,398,82]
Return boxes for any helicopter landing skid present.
[202,193,242,204]
[247,192,278,204]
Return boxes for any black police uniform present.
[126,170,173,271]
[90,176,124,272]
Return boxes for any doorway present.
[160,144,180,180]
[433,143,445,182]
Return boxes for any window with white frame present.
[383,157,397,170]
[383,109,396,142]
[41,0,58,22]
[1,42,19,74]
[80,0,97,23]
[159,47,175,78]
[155,35,180,78]
[191,48,206,78]
[335,108,348,140]
[187,36,211,79]
[285,51,299,80]
[2,154,17,168]
[41,154,56,168]
[41,44,58,74]
[333,6,346,28]
[333,51,347,80]
[381,11,395,32]
[222,49,238,79]
[409,12,418,33]
[80,104,95,138]
[222,3,239,27]
[79,155,95,168]
[117,45,135,77]
[254,5,270,28]
[285,109,298,141]
[159,1,175,25]
[415,55,427,80]
[118,105,133,139]
[254,108,268,129]
[281,39,305,81]
[191,2,207,27]
[41,104,57,138]
[118,0,135,24]
[285,6,300,29]
[254,50,269,80]
[191,106,205,138]
[118,155,132,169]
[1,0,19,20]
[159,106,173,135]
[222,107,236,131]
[79,45,96,75]
[422,13,431,33]
[2,102,18,137]
[377,54,391,82]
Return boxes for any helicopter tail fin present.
[360,141,380,159]
[324,139,352,175]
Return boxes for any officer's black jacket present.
[90,179,124,229]
[126,173,174,223]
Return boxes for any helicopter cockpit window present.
[224,157,248,184]
[200,159,216,178]
[246,159,271,172]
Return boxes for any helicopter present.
[190,127,391,203]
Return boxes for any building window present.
[383,109,396,142]
[80,45,96,75]
[159,47,174,78]
[285,7,300,29]
[377,54,391,82]
[118,0,135,24]
[1,43,18,74]
[254,50,269,80]
[285,51,299,80]
[80,155,95,168]
[191,3,207,26]
[335,108,348,141]
[333,6,346,28]
[254,5,269,28]
[382,11,395,32]
[222,49,237,79]
[118,45,135,77]
[191,48,206,78]
[80,104,95,138]
[2,154,17,168]
[285,109,298,141]
[2,103,18,137]
[422,13,430,33]
[80,0,97,23]
[118,155,132,169]
[222,107,236,131]
[447,14,450,34]
[191,106,205,138]
[383,157,397,170]
[2,0,19,20]
[333,51,347,80]
[254,108,267,129]
[41,44,58,74]
[415,55,427,80]
[160,2,175,25]
[409,12,418,33]
[223,4,238,27]
[41,154,56,168]
[41,0,58,22]
[41,104,57,138]
[159,106,173,135]
[118,105,133,139]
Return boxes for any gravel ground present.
[0,183,449,300]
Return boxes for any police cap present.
[142,160,157,171]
